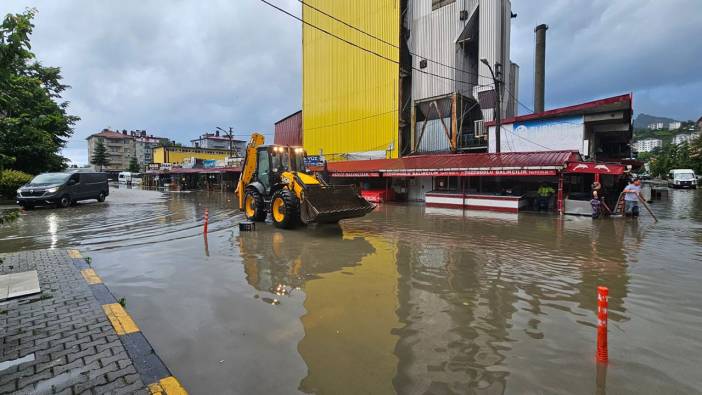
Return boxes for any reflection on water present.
[1,187,702,393]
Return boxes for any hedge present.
[0,170,33,199]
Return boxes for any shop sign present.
[332,172,381,178]
[565,162,624,175]
[384,169,556,177]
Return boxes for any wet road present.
[2,184,702,394]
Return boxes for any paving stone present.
[0,250,151,394]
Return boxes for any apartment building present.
[87,129,168,171]
[86,129,136,171]
[672,132,700,145]
[633,138,663,153]
[190,131,245,156]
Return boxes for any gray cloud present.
[510,0,702,119]
[2,0,701,165]
[3,0,302,165]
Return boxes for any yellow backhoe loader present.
[235,133,375,229]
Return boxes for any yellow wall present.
[302,0,400,159]
[152,146,228,165]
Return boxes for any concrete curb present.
[68,249,187,395]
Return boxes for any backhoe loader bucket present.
[300,185,375,224]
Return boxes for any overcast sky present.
[3,0,701,165]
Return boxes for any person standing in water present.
[623,178,643,217]
[591,191,602,219]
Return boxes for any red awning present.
[327,151,580,177]
[564,162,625,175]
[146,167,241,175]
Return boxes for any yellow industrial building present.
[300,0,519,158]
[152,146,229,165]
[302,1,400,160]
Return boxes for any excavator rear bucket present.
[300,185,375,224]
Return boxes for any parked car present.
[667,169,697,189]
[16,172,109,209]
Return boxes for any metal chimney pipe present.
[534,24,548,113]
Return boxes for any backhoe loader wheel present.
[244,189,266,222]
[271,189,300,229]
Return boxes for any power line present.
[258,0,492,89]
[297,0,494,82]
[503,85,534,115]
[303,108,399,132]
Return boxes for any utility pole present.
[481,58,503,153]
[216,126,235,159]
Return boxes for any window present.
[257,150,270,189]
[434,176,459,192]
[432,0,455,10]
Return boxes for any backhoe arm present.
[236,133,265,209]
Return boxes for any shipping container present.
[274,110,303,146]
[302,0,400,159]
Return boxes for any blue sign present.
[203,160,218,169]
[305,155,324,167]
[513,115,583,133]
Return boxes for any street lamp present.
[216,126,235,159]
[481,58,503,153]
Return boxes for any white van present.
[118,172,141,185]
[118,172,130,184]
[668,169,697,189]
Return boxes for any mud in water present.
[2,184,702,394]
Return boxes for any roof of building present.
[275,110,302,125]
[145,167,241,174]
[191,135,246,142]
[87,130,168,141]
[324,151,580,174]
[486,94,633,126]
[87,131,133,140]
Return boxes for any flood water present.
[2,184,702,394]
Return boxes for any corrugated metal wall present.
[416,118,452,152]
[302,0,400,159]
[274,111,303,146]
[475,0,515,120]
[409,0,479,100]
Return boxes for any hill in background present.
[633,113,679,129]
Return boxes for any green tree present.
[0,9,79,174]
[90,140,109,171]
[128,157,140,173]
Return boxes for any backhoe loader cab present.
[251,145,306,195]
[236,134,374,229]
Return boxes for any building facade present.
[634,138,663,153]
[647,122,664,130]
[274,111,303,146]
[86,130,136,172]
[487,94,634,162]
[191,132,246,156]
[672,132,700,145]
[87,129,168,171]
[302,0,518,160]
[668,121,681,130]
[152,146,230,166]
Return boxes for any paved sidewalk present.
[0,249,185,394]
